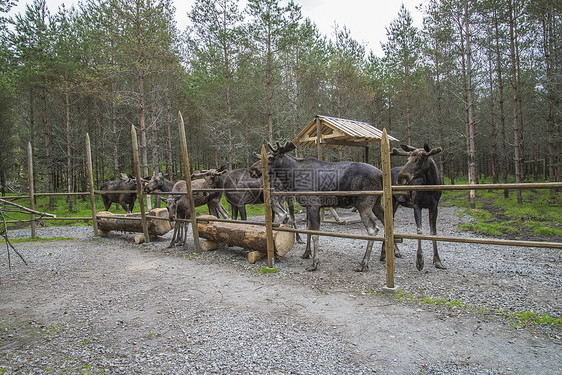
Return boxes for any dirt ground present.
[1,204,561,374]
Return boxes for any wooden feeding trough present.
[96,207,173,243]
[196,215,295,264]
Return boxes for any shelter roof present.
[292,115,398,148]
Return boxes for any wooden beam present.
[261,145,275,267]
[320,139,371,147]
[27,142,35,239]
[381,128,395,290]
[85,134,99,237]
[131,126,150,243]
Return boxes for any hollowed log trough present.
[96,207,173,243]
[196,215,295,264]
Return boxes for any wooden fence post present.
[27,142,35,239]
[131,126,150,243]
[85,134,99,236]
[178,111,201,252]
[381,129,396,291]
[260,145,275,268]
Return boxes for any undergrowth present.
[441,177,561,238]
[388,289,562,328]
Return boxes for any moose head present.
[391,144,442,186]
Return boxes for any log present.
[196,215,294,256]
[248,251,266,264]
[96,208,173,236]
[200,240,225,251]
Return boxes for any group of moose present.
[100,142,445,272]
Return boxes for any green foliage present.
[257,266,277,274]
[441,179,561,239]
[513,311,562,327]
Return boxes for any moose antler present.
[268,141,296,155]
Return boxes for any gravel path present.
[1,204,560,374]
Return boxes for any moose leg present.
[356,207,380,272]
[218,203,229,219]
[306,208,321,271]
[376,200,401,261]
[414,205,424,271]
[168,221,179,248]
[302,208,313,259]
[288,197,304,244]
[239,205,248,221]
[429,206,446,269]
[181,221,190,248]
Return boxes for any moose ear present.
[424,143,431,152]
[218,164,228,172]
[428,147,443,156]
[391,147,409,156]
[400,144,416,152]
[284,141,297,153]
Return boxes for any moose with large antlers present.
[266,141,396,272]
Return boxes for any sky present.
[8,0,426,57]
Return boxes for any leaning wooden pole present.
[178,111,201,252]
[260,145,275,268]
[381,129,396,291]
[85,134,99,236]
[27,142,35,239]
[131,126,150,243]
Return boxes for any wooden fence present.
[4,113,562,291]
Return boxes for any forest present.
[0,0,560,202]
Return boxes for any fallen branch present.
[1,210,28,270]
[0,198,56,218]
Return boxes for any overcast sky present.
[8,0,426,56]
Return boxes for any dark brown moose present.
[266,141,390,272]
[100,173,138,213]
[385,143,445,271]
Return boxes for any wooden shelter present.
[292,115,398,162]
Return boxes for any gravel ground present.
[1,204,561,374]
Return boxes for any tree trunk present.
[40,85,54,208]
[64,69,73,211]
[494,10,509,198]
[111,74,119,180]
[461,1,476,209]
[434,45,444,182]
[508,0,523,204]
[488,56,498,185]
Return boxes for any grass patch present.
[441,177,561,238]
[257,266,277,274]
[389,289,561,328]
[511,310,562,328]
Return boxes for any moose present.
[266,141,390,272]
[215,167,304,244]
[100,173,139,213]
[144,172,175,195]
[382,144,445,271]
[165,169,229,247]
